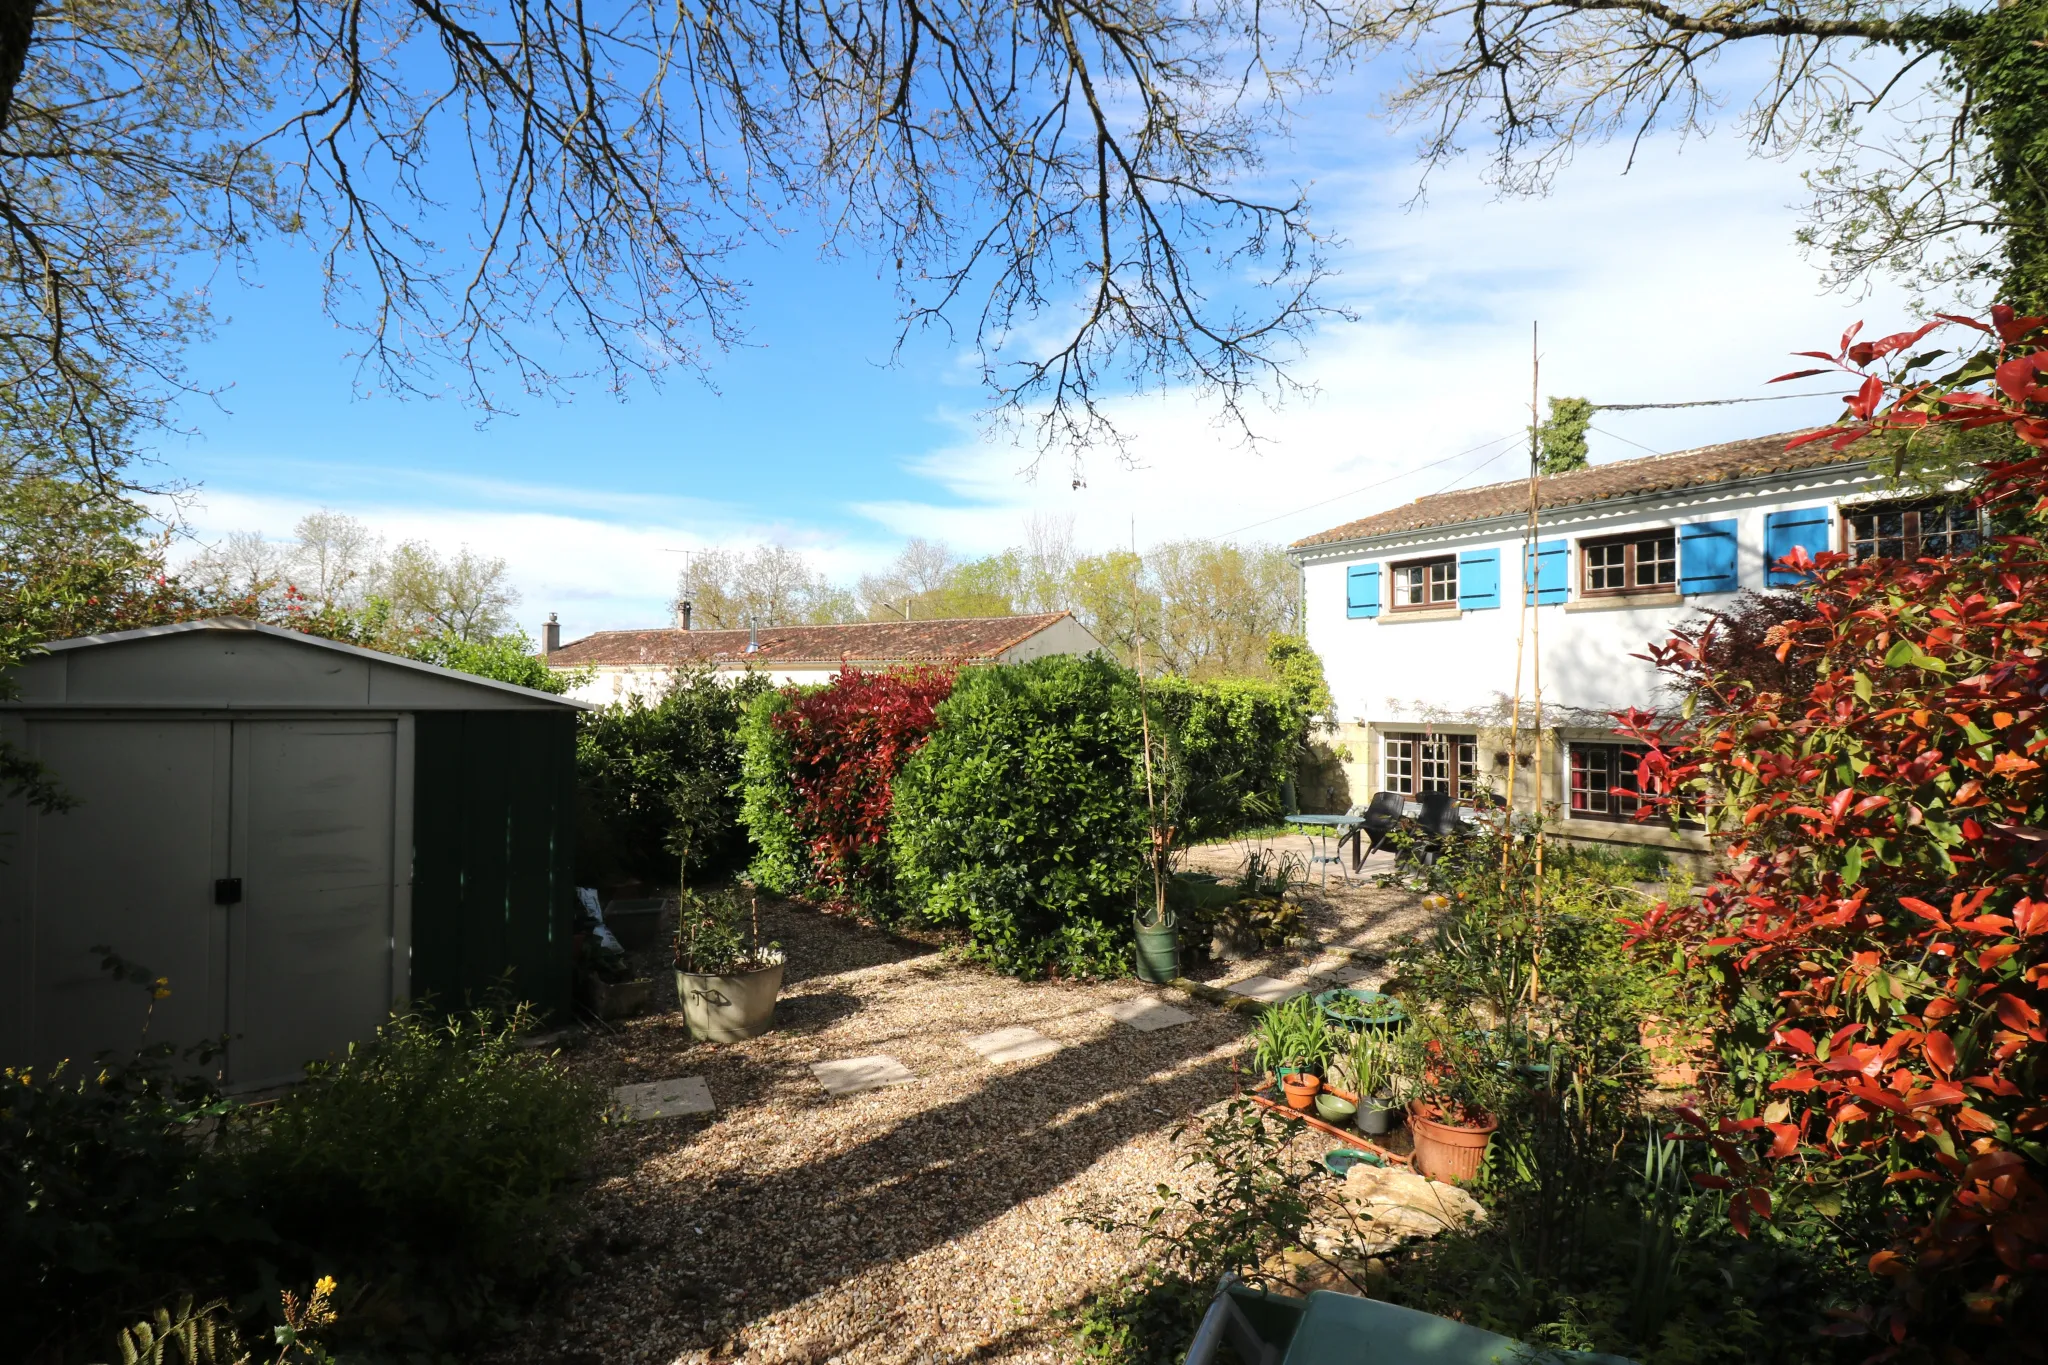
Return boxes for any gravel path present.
[497,878,1431,1365]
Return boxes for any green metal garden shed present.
[0,617,589,1090]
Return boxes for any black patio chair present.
[1355,790,1407,861]
[1404,790,1462,867]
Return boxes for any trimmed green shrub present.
[891,653,1145,975]
[1146,675,1301,842]
[575,667,771,887]
[737,686,809,894]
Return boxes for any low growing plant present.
[245,1002,605,1344]
[1248,994,1333,1078]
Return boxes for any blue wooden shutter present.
[1458,549,1500,610]
[1679,519,1739,594]
[1522,539,1569,604]
[1764,507,1831,586]
[1346,563,1380,619]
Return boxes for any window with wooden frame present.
[1383,733,1477,799]
[1843,499,1982,563]
[1390,556,1458,610]
[1568,743,1651,821]
[1579,529,1677,596]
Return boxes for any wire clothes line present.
[1591,389,1842,412]
[1195,389,1845,546]
[1200,430,1523,543]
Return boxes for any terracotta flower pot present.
[1280,1072,1323,1110]
[1641,1014,1706,1090]
[1406,1101,1498,1183]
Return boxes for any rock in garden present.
[1309,1162,1487,1256]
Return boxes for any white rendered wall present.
[1295,461,1884,847]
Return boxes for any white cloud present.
[160,480,910,641]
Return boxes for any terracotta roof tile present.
[547,612,1076,669]
[1291,431,1868,549]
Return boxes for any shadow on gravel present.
[550,1010,1243,1361]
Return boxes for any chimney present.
[542,612,561,654]
[746,620,759,654]
[677,600,693,631]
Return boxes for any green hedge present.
[574,669,770,887]
[737,687,810,895]
[891,653,1146,976]
[1146,675,1301,842]
[734,656,1309,976]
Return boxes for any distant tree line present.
[677,516,1303,683]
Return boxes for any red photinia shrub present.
[771,665,956,910]
[1617,307,2048,1353]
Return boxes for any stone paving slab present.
[1222,974,1310,1004]
[1101,996,1195,1032]
[812,1054,917,1097]
[963,1025,1063,1065]
[1322,962,1384,986]
[610,1076,714,1122]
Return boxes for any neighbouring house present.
[1289,431,1962,861]
[541,610,1104,705]
[0,618,589,1090]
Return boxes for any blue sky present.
[156,65,1918,642]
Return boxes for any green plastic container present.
[1134,917,1180,984]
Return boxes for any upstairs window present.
[1391,556,1458,610]
[1844,500,1981,563]
[1581,530,1677,596]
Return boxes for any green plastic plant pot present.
[1315,988,1406,1032]
[1135,919,1180,984]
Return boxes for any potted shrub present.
[674,888,785,1042]
[1250,994,1332,1108]
[1397,1022,1503,1183]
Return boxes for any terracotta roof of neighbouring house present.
[546,611,1078,669]
[1291,432,1870,549]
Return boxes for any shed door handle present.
[214,878,243,906]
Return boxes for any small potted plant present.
[674,888,785,1042]
[1398,1019,1504,1182]
[1250,994,1332,1109]
[1345,1028,1403,1137]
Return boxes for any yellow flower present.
[314,1275,337,1299]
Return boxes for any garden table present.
[1285,813,1371,881]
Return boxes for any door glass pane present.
[1384,736,1414,793]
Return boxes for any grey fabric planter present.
[676,954,785,1042]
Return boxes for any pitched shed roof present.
[1292,431,1868,549]
[547,612,1077,669]
[8,617,591,710]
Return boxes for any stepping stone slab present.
[964,1025,1063,1065]
[610,1076,714,1122]
[812,1054,916,1097]
[1224,975,1308,1004]
[1324,963,1383,985]
[1101,996,1194,1032]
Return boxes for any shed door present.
[229,720,398,1088]
[7,720,230,1069]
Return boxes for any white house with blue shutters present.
[1285,431,1967,860]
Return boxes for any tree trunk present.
[0,0,36,140]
